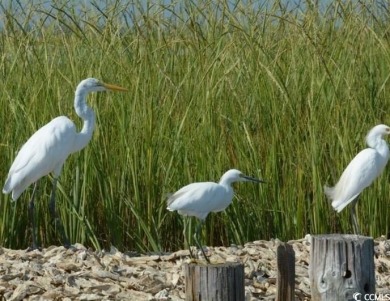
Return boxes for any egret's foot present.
[203,255,211,264]
[64,244,78,252]
[188,246,196,259]
[26,245,42,252]
[62,239,72,249]
[197,246,211,264]
[189,257,211,265]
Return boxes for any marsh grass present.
[0,0,390,252]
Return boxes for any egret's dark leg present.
[28,182,39,250]
[193,220,210,263]
[350,198,361,235]
[183,218,194,259]
[48,178,70,248]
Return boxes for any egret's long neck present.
[218,175,234,190]
[73,88,95,153]
[218,176,235,202]
[366,134,389,160]
[377,139,390,160]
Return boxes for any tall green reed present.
[0,0,389,251]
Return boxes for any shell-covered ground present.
[1,236,390,300]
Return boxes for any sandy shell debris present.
[0,236,389,300]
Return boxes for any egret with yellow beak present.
[3,78,128,250]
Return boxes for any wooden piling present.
[184,262,245,301]
[276,242,295,301]
[309,234,375,300]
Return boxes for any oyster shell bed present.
[1,236,390,301]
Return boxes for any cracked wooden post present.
[276,242,295,301]
[309,234,375,300]
[184,262,245,301]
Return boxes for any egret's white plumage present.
[167,169,262,220]
[167,169,264,262]
[3,116,80,200]
[324,124,390,234]
[3,78,127,249]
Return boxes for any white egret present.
[3,78,127,249]
[167,169,265,262]
[324,124,390,234]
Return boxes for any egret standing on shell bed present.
[324,124,390,235]
[167,169,265,263]
[3,78,128,250]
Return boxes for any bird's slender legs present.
[193,220,210,263]
[183,218,194,259]
[28,182,39,250]
[48,178,70,248]
[350,198,361,235]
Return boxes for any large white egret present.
[167,169,265,262]
[324,124,390,234]
[3,78,127,249]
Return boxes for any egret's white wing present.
[327,148,385,212]
[167,182,228,220]
[3,116,77,200]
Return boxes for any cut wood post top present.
[185,261,243,267]
[309,234,375,300]
[310,234,373,240]
[184,261,245,301]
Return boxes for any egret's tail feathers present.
[331,199,350,213]
[324,183,358,213]
[324,185,345,213]
[2,178,22,201]
[2,179,11,195]
[166,189,188,209]
[331,193,360,213]
[166,192,180,211]
[166,193,175,209]
[323,185,334,203]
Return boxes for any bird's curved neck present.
[366,134,389,159]
[218,177,235,202]
[73,89,95,152]
[219,175,234,188]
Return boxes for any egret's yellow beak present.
[102,82,128,92]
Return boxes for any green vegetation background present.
[0,0,389,252]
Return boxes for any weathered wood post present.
[276,242,295,301]
[184,262,245,301]
[309,234,375,300]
